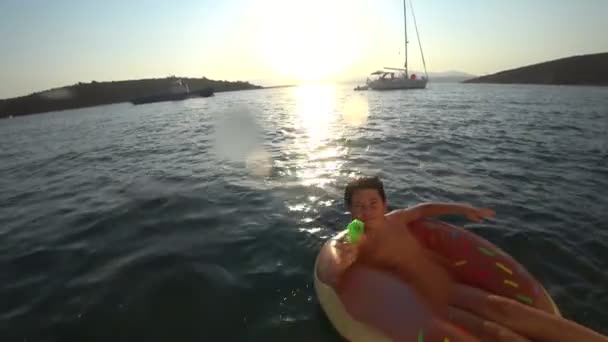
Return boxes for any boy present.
[334,176,495,314]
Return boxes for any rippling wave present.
[1,83,607,341]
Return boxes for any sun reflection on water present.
[283,84,371,237]
[289,84,347,188]
[293,84,336,146]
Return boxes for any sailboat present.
[366,0,428,90]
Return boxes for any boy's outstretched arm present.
[396,202,495,224]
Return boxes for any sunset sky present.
[1,0,606,98]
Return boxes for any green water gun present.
[347,219,365,243]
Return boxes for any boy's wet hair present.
[344,176,386,208]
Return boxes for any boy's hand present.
[334,239,360,274]
[465,207,496,223]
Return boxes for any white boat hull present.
[367,77,427,90]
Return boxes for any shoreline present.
[0,77,263,118]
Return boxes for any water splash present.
[342,94,369,127]
[212,105,272,177]
[246,147,272,177]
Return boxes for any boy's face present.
[349,189,387,224]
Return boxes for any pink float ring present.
[314,219,561,341]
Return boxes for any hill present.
[0,77,262,118]
[463,52,608,86]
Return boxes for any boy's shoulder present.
[386,207,422,226]
[386,207,409,219]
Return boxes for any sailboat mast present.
[403,0,408,77]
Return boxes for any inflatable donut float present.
[314,219,561,341]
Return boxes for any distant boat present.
[130,79,214,105]
[366,0,428,90]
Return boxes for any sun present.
[253,0,364,82]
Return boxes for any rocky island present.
[464,52,608,86]
[0,76,262,118]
